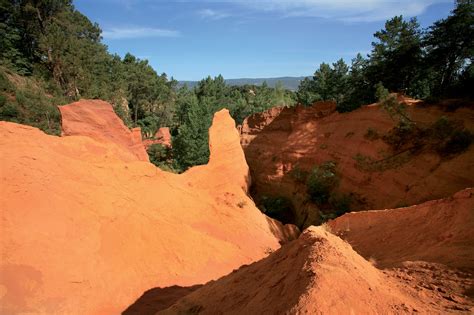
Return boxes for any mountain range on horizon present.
[178,76,309,91]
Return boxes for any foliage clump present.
[430,117,473,156]
[329,193,352,216]
[364,127,380,141]
[440,130,472,155]
[0,68,64,135]
[259,196,295,224]
[305,161,353,222]
[306,161,339,205]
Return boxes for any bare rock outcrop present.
[143,127,172,149]
[0,105,298,314]
[328,188,474,270]
[59,99,149,161]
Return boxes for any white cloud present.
[102,27,181,39]
[198,9,230,20]
[205,0,450,22]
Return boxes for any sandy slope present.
[328,188,474,270]
[0,101,297,315]
[159,222,473,314]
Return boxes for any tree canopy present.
[297,2,473,109]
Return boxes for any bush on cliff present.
[260,196,295,225]
[307,161,339,205]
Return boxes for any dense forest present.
[0,0,472,172]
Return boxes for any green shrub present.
[382,114,471,159]
[147,144,170,165]
[438,130,473,155]
[289,165,309,183]
[364,127,380,141]
[383,120,416,150]
[444,99,471,112]
[0,71,14,93]
[329,193,352,215]
[319,212,337,222]
[395,201,409,208]
[431,116,455,140]
[0,101,19,119]
[428,117,472,156]
[306,161,339,205]
[12,89,61,135]
[260,195,294,224]
[146,144,181,173]
[0,94,6,106]
[156,162,180,173]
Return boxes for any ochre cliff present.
[59,99,149,161]
[328,188,474,270]
[241,99,474,227]
[0,100,297,315]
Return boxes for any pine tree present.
[367,16,423,93]
[424,1,474,95]
[173,96,212,170]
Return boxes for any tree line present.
[0,0,295,171]
[0,0,472,172]
[297,1,473,112]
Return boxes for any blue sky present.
[74,0,455,81]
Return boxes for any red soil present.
[240,99,474,227]
[0,101,297,315]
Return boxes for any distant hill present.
[179,76,308,91]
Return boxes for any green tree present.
[307,161,339,205]
[375,82,412,125]
[0,0,32,73]
[173,95,212,170]
[331,59,350,104]
[313,63,333,100]
[338,53,372,112]
[367,16,423,94]
[296,77,319,105]
[296,59,349,106]
[424,1,474,96]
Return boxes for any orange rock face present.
[143,127,172,149]
[328,188,474,270]
[0,106,296,314]
[59,99,149,161]
[241,99,474,227]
